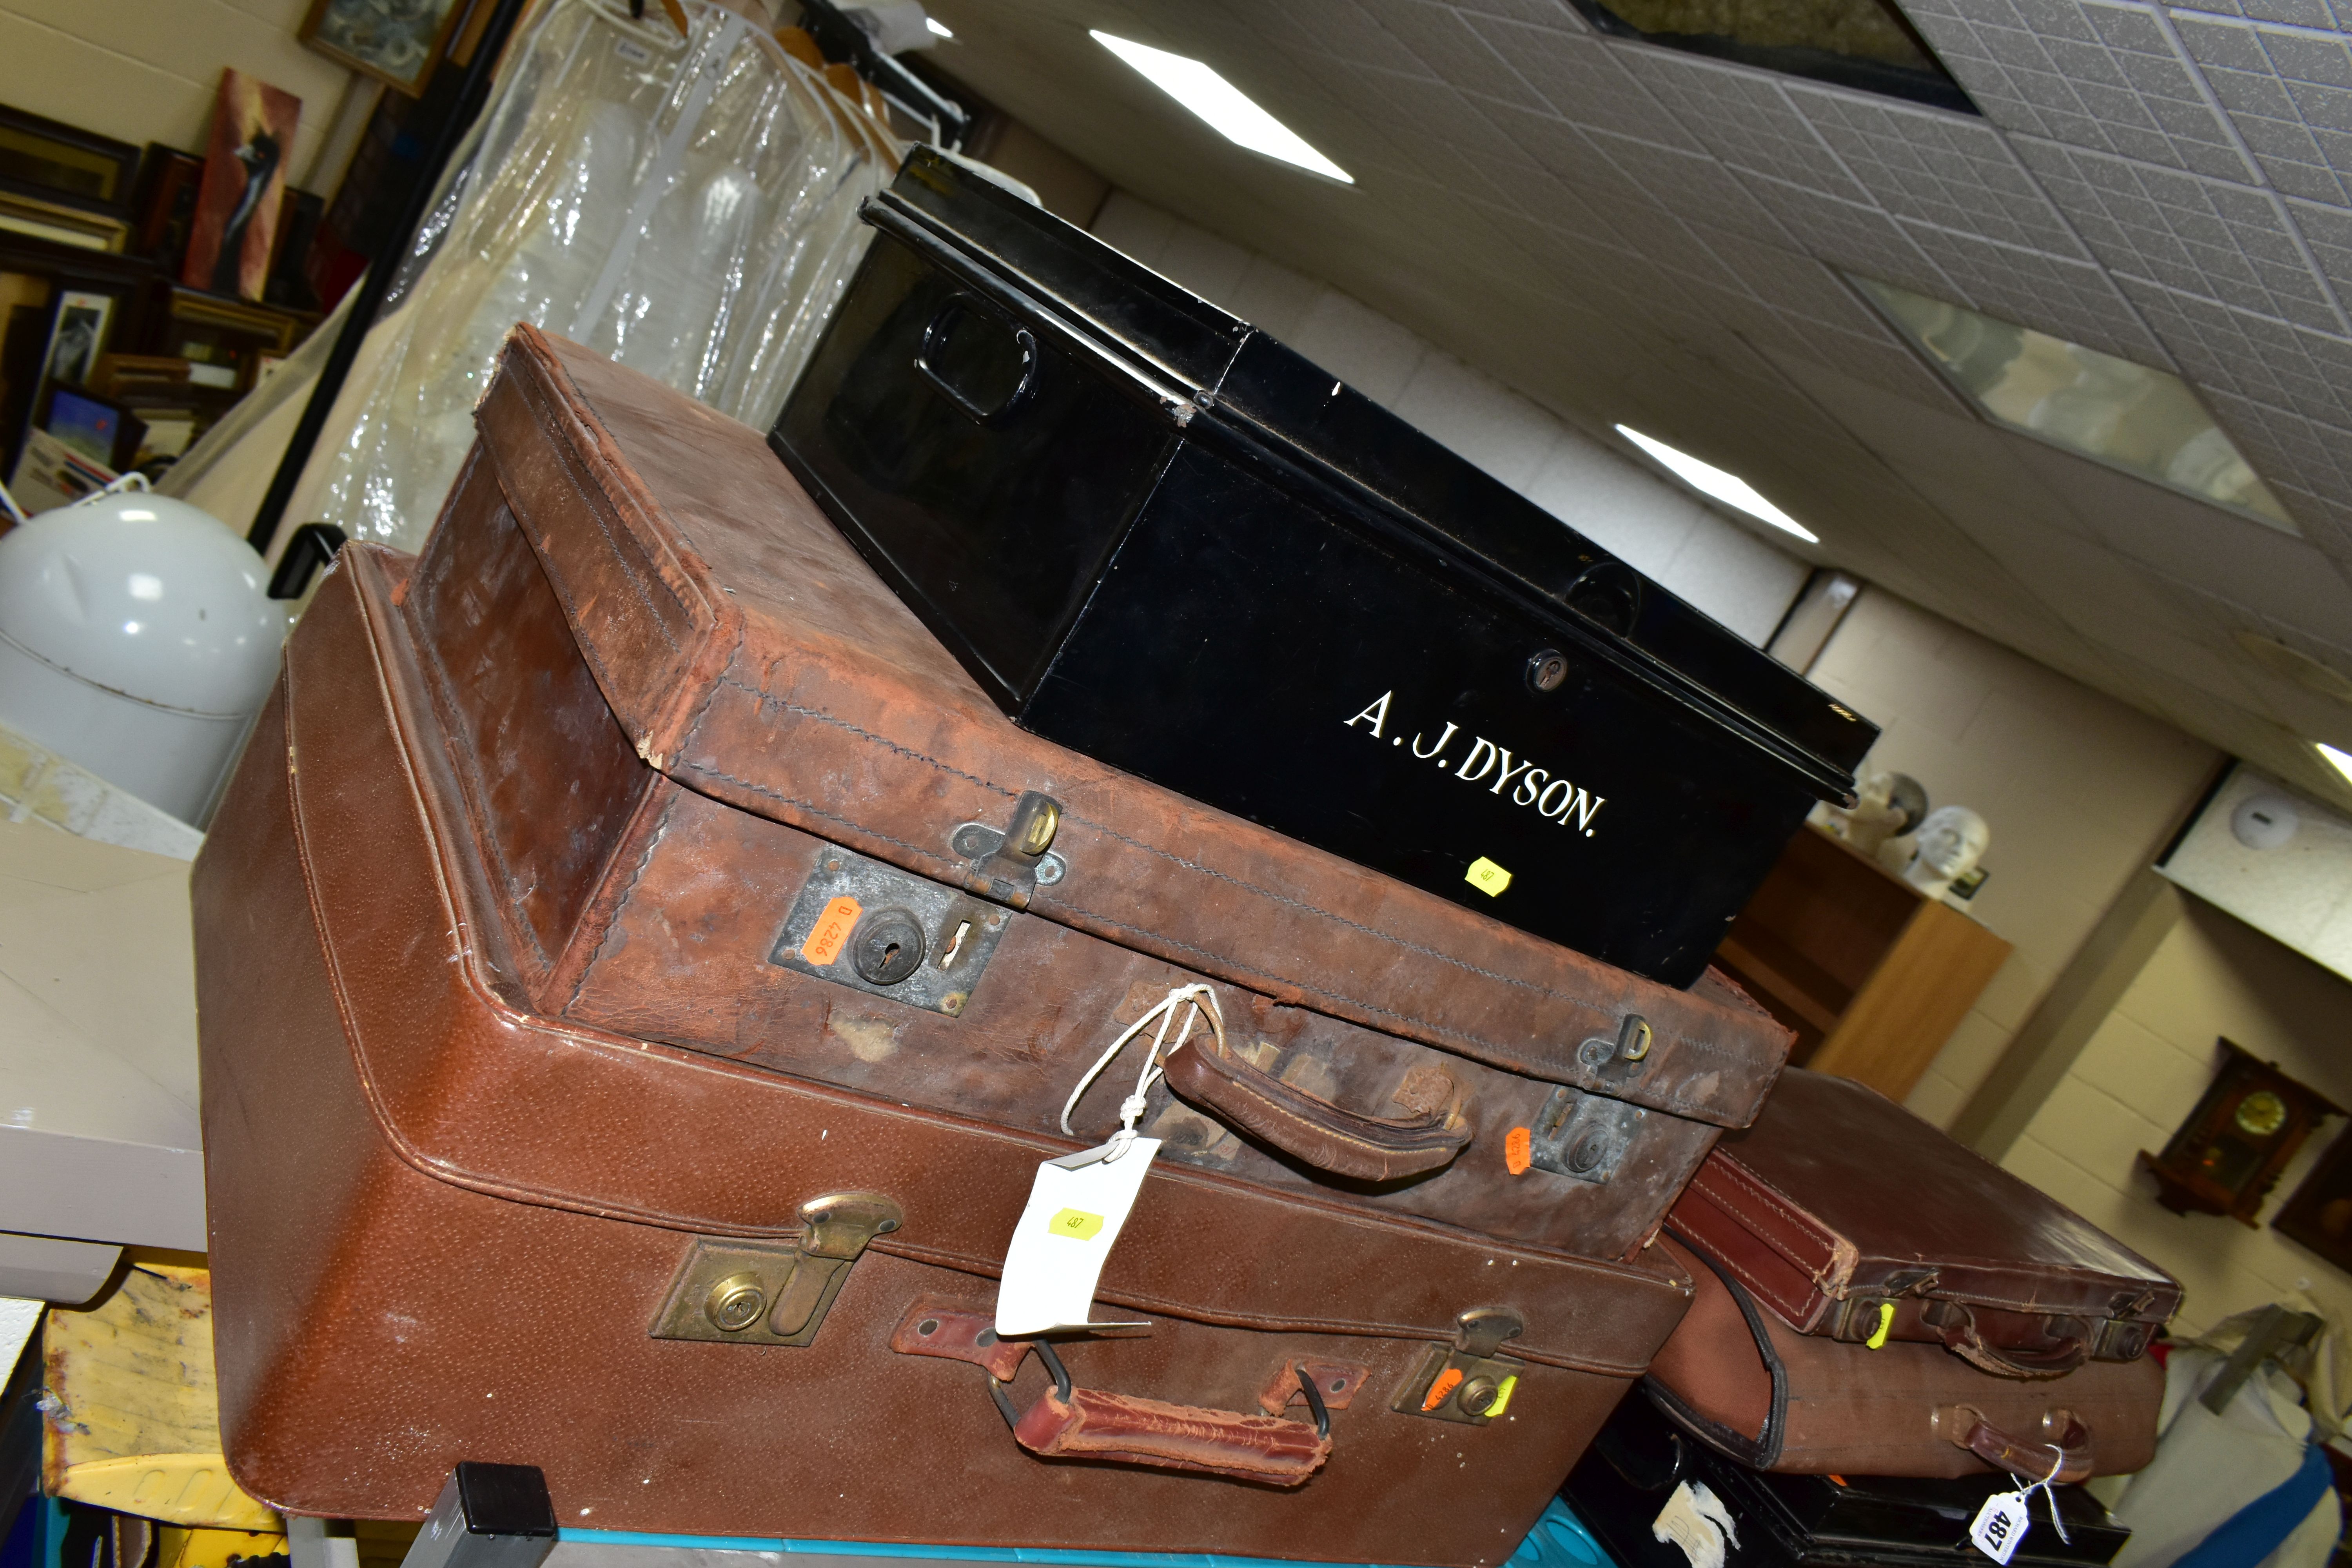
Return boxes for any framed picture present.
[184,71,303,303]
[0,105,140,222]
[131,145,206,270]
[299,0,470,96]
[40,288,113,391]
[34,381,144,471]
[2275,1123,2352,1269]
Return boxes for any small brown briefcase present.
[1667,1070,2180,1374]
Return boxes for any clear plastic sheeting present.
[298,0,897,551]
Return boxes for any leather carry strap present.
[1162,1038,1471,1183]
[1944,1408,2092,1485]
[1930,1303,2092,1380]
[893,1305,1332,1486]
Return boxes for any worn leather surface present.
[1673,1070,2181,1358]
[407,358,1730,1261]
[450,323,1791,1128]
[1643,1236,2161,1479]
[190,554,1696,1559]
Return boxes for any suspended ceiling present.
[918,0,2352,805]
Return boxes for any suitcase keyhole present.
[850,907,927,986]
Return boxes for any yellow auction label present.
[1047,1207,1105,1240]
[1465,857,1512,896]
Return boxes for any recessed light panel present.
[1615,425,1820,543]
[1854,275,2295,534]
[2320,742,2352,787]
[1091,32,1352,184]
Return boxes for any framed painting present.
[300,0,470,96]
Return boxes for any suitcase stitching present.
[562,785,681,1013]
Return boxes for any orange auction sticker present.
[800,895,862,965]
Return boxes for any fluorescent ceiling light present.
[1614,424,1818,543]
[1091,31,1352,183]
[926,16,953,37]
[1853,275,2294,534]
[2320,743,2352,788]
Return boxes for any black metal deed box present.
[770,149,1876,988]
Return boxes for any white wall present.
[1804,591,2221,1127]
[1091,192,1811,648]
[1,0,365,190]
[2002,898,2352,1335]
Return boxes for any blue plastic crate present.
[559,1495,1618,1568]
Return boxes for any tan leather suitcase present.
[1667,1071,2180,1371]
[192,545,1697,1559]
[385,323,1797,1263]
[1643,1235,2161,1480]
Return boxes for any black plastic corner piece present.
[268,522,348,601]
[403,1464,556,1568]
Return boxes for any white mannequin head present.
[1903,805,1989,897]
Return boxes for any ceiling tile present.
[1466,23,1710,151]
[2117,274,2352,428]
[1577,130,1797,244]
[2172,13,2352,202]
[1897,221,2178,358]
[1735,172,1959,292]
[1613,49,1867,197]
[1356,0,1555,111]
[2012,136,2350,332]
[2291,196,2352,299]
[1445,0,1596,28]
[1782,84,2089,255]
[1895,0,2260,178]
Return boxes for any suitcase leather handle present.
[1943,1406,2092,1485]
[1161,1041,1470,1183]
[1927,1302,2093,1379]
[892,1306,1332,1486]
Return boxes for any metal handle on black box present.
[915,294,1039,425]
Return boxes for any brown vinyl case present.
[384,323,1797,1262]
[192,546,1699,1558]
[1668,1070,2181,1374]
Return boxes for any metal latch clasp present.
[950,791,1067,908]
[650,1193,902,1347]
[1392,1307,1526,1426]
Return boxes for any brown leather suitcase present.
[1667,1070,2180,1373]
[387,323,1796,1263]
[1643,1235,2161,1480]
[192,543,1699,1559]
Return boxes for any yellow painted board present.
[41,1264,279,1530]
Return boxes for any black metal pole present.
[246,0,532,554]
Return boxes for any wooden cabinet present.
[1713,825,2012,1102]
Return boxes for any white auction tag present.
[1970,1491,2032,1564]
[1652,1479,1739,1568]
[994,1138,1161,1336]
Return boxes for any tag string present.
[2015,1446,2071,1546]
[1060,984,1225,1162]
